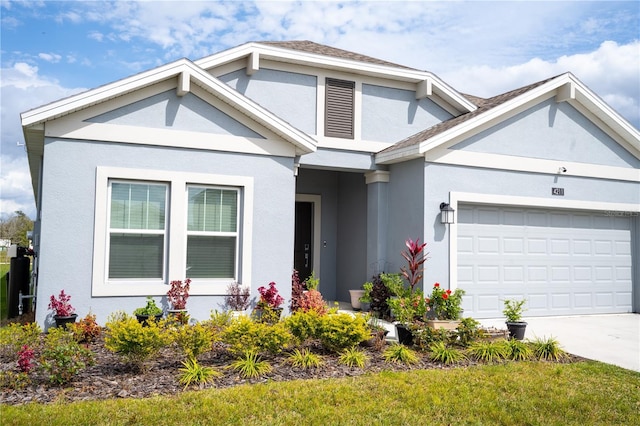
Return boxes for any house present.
[20,41,640,327]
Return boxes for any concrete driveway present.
[480,314,640,372]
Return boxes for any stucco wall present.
[451,98,640,168]
[87,90,264,138]
[362,84,453,143]
[35,138,296,327]
[336,172,368,301]
[386,158,425,277]
[219,68,317,135]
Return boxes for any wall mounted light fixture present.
[440,202,455,224]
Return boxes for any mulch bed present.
[1,329,584,407]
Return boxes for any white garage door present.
[457,204,633,318]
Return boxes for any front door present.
[294,201,313,282]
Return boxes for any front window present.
[186,186,238,279]
[108,181,167,279]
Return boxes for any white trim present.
[446,191,640,292]
[424,149,640,182]
[364,170,390,184]
[295,194,322,280]
[92,166,254,297]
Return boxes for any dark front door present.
[294,201,313,282]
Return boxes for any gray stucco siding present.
[87,90,264,138]
[451,99,640,168]
[362,84,453,143]
[35,138,296,327]
[219,68,317,135]
[386,159,426,276]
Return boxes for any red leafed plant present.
[257,282,284,309]
[17,345,35,373]
[400,238,429,294]
[298,289,328,315]
[167,279,191,310]
[48,290,75,317]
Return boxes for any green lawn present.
[3,361,639,425]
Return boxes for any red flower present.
[442,293,449,300]
[434,283,440,288]
[446,289,452,295]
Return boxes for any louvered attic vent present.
[325,78,355,139]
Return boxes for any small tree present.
[400,238,428,294]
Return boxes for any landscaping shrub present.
[231,350,272,379]
[0,322,42,361]
[412,325,456,351]
[298,289,329,314]
[104,312,171,371]
[383,344,419,365]
[40,327,94,385]
[178,357,221,390]
[171,322,215,359]
[221,315,291,356]
[504,338,533,361]
[284,310,323,344]
[318,313,369,353]
[69,312,102,344]
[429,341,466,365]
[287,348,322,369]
[468,340,508,363]
[530,336,567,361]
[455,317,483,347]
[338,347,369,368]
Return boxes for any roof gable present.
[376,73,640,164]
[21,59,316,155]
[450,97,640,168]
[195,40,477,115]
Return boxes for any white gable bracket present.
[177,70,191,97]
[416,78,432,100]
[556,81,575,103]
[247,52,260,76]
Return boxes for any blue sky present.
[1,0,639,219]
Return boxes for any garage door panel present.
[457,205,633,318]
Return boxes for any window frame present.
[92,167,254,297]
[185,185,240,281]
[107,180,169,281]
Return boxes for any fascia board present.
[375,144,423,165]
[21,59,193,127]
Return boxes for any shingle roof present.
[257,40,418,71]
[379,75,563,154]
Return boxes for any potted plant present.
[400,238,428,295]
[48,290,78,328]
[134,296,163,324]
[503,298,527,340]
[425,283,465,330]
[387,292,426,345]
[359,282,373,312]
[254,281,284,323]
[225,281,251,317]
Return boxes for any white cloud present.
[38,52,62,63]
[0,156,35,219]
[440,40,640,128]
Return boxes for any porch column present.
[365,171,390,277]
